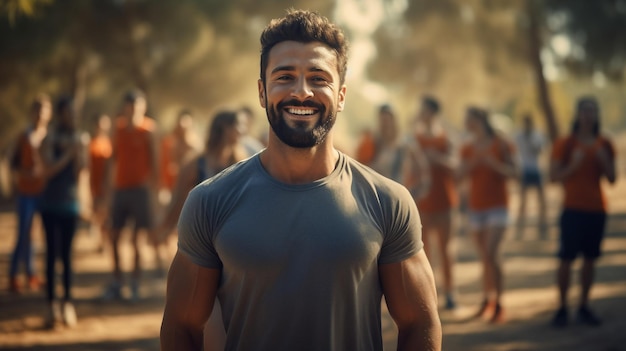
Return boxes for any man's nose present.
[290,77,313,100]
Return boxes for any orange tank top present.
[416,134,458,213]
[113,117,155,189]
[551,136,615,212]
[461,138,512,211]
[89,134,113,197]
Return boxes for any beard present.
[265,97,336,148]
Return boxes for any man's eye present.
[276,75,292,81]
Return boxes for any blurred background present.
[1,0,625,152]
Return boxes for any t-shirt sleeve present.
[177,185,223,269]
[378,184,423,265]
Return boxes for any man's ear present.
[337,85,347,112]
[258,79,266,108]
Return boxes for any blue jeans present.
[9,195,39,277]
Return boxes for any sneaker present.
[45,301,63,329]
[473,299,494,320]
[101,281,123,301]
[28,275,42,291]
[551,307,568,328]
[577,306,602,326]
[62,301,77,327]
[9,277,21,293]
[445,293,457,310]
[490,303,505,324]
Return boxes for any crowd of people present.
[355,94,617,328]
[4,9,619,350]
[6,89,264,329]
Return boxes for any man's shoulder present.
[193,155,258,193]
[343,153,409,197]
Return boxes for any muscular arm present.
[380,250,442,351]
[161,251,220,351]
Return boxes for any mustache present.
[277,99,323,110]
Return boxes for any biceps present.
[380,251,438,326]
[164,251,220,328]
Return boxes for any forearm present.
[397,318,442,351]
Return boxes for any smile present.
[286,107,317,116]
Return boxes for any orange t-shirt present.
[113,117,156,189]
[13,131,46,195]
[355,131,376,165]
[416,134,458,213]
[551,136,615,212]
[89,134,112,198]
[461,138,513,211]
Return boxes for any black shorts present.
[521,169,542,187]
[558,209,606,260]
[111,187,153,230]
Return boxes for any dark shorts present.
[521,169,542,187]
[558,209,606,260]
[111,187,153,230]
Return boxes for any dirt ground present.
[1,138,626,350]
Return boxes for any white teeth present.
[287,108,315,115]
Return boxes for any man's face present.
[258,41,346,148]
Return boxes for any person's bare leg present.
[485,225,506,322]
[536,183,548,239]
[109,228,123,282]
[580,258,595,307]
[486,226,506,301]
[557,259,572,308]
[517,184,528,239]
[132,227,142,281]
[434,212,454,295]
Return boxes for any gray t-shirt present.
[178,152,423,351]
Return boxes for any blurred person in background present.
[515,113,547,239]
[458,106,516,324]
[103,89,161,301]
[158,109,200,204]
[156,109,248,245]
[238,105,266,153]
[88,113,112,253]
[549,97,617,328]
[7,94,51,293]
[410,95,459,310]
[39,96,87,328]
[356,103,430,190]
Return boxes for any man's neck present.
[260,135,338,184]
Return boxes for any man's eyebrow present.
[270,66,330,74]
[271,65,295,74]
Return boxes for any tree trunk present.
[527,0,559,142]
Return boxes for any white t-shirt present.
[515,131,545,171]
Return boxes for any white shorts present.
[468,207,508,231]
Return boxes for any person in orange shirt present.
[88,113,113,253]
[458,107,516,323]
[549,97,617,328]
[8,94,52,293]
[103,90,160,301]
[158,109,199,203]
[412,96,459,310]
